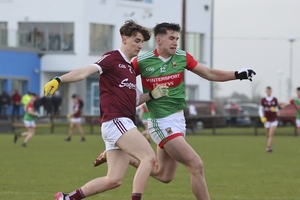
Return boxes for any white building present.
[0,0,213,115]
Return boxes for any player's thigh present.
[156,146,178,176]
[164,136,201,167]
[106,149,130,181]
[69,121,75,128]
[102,117,154,160]
[116,127,155,160]
[102,118,137,151]
[28,127,36,135]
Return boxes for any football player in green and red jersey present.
[94,22,256,200]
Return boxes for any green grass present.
[0,126,300,200]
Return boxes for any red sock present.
[132,193,142,200]
[67,188,85,200]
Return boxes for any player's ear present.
[121,35,127,45]
[156,36,161,45]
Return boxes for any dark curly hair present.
[119,20,151,41]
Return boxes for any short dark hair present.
[266,86,272,90]
[297,87,300,91]
[119,20,151,41]
[30,92,37,97]
[153,22,181,37]
[72,94,77,98]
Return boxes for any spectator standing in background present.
[259,86,279,153]
[52,91,62,117]
[12,90,22,120]
[0,91,11,119]
[41,95,53,117]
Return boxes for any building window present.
[186,85,198,100]
[18,22,74,52]
[90,23,113,54]
[142,29,155,51]
[178,32,204,62]
[0,22,8,46]
[185,33,203,62]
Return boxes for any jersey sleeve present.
[26,102,34,112]
[132,57,140,76]
[186,52,198,71]
[93,53,112,74]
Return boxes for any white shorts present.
[296,119,300,128]
[101,117,136,151]
[148,111,186,148]
[23,120,36,128]
[264,120,278,128]
[71,117,81,123]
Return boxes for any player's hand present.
[235,68,256,81]
[270,106,276,112]
[36,112,41,118]
[66,114,71,118]
[149,85,169,99]
[43,76,61,97]
[260,117,267,123]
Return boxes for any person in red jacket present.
[12,90,22,120]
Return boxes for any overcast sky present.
[213,0,300,102]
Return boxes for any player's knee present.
[143,152,156,167]
[105,177,123,189]
[159,174,175,184]
[148,155,157,168]
[188,155,204,174]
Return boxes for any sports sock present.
[132,193,142,200]
[66,188,85,200]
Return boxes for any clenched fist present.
[149,85,169,99]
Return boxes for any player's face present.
[158,30,179,57]
[297,90,300,98]
[124,32,144,59]
[266,88,272,96]
[30,95,37,101]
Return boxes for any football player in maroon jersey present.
[44,20,169,200]
[64,94,86,142]
[259,86,279,153]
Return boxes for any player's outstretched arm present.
[43,65,99,97]
[191,63,256,82]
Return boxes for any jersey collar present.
[118,49,131,64]
[153,49,171,62]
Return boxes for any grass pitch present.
[0,126,299,200]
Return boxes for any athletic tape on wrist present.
[234,71,239,79]
[149,91,154,99]
[54,76,61,83]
